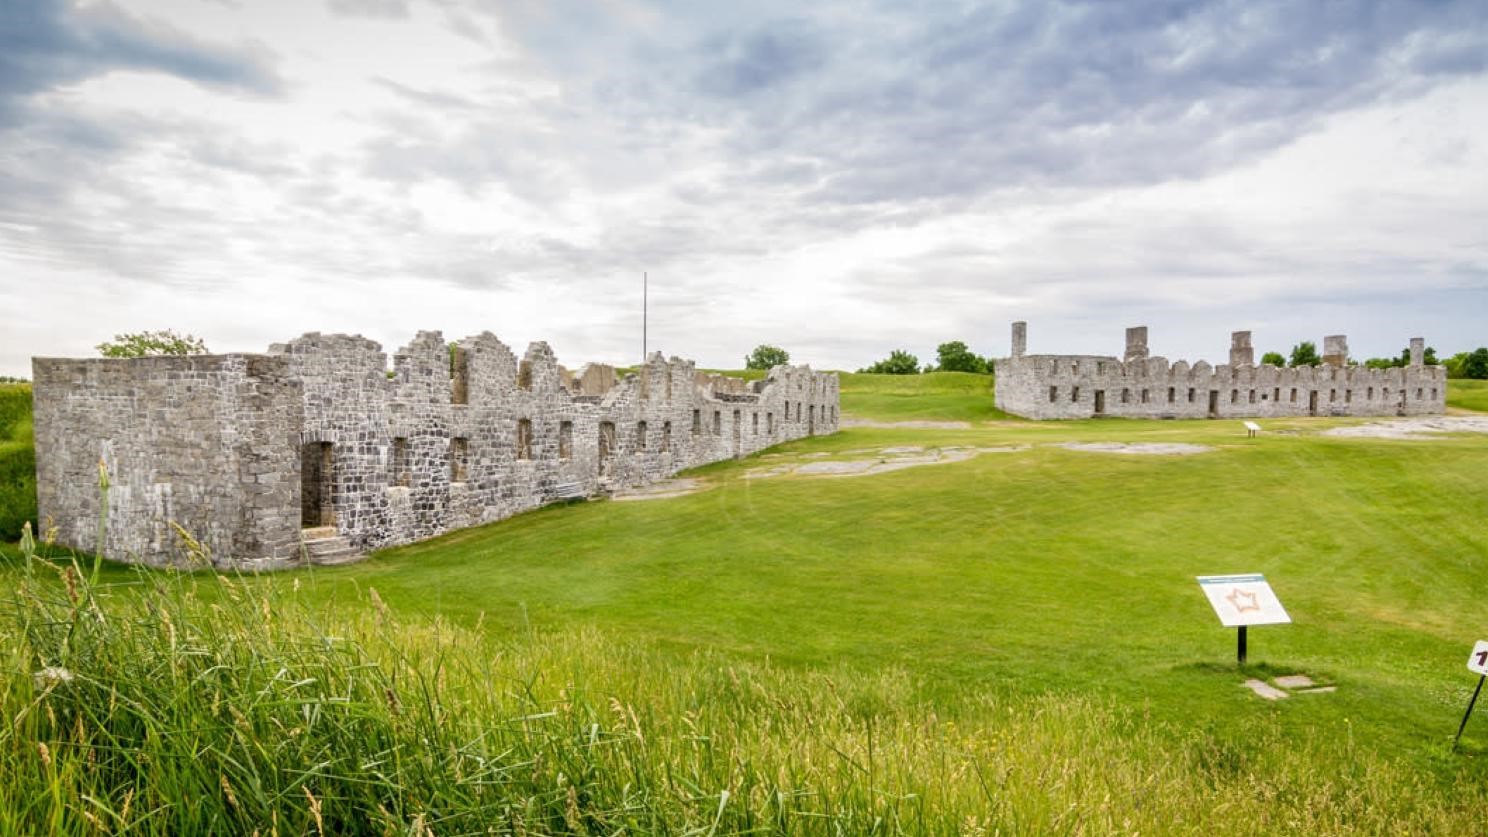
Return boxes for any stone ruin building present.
[32,331,840,570]
[994,322,1446,420]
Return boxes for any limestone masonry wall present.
[993,322,1446,420]
[33,332,839,569]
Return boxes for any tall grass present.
[5,532,1483,834]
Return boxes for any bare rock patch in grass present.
[612,478,706,501]
[1056,442,1215,456]
[1322,416,1488,440]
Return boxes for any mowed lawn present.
[284,385,1488,773]
[1450,379,1488,412]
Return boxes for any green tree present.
[97,330,208,358]
[1464,348,1488,380]
[1443,352,1469,378]
[935,341,986,373]
[1259,351,1286,367]
[859,350,920,375]
[1288,342,1321,368]
[744,345,791,370]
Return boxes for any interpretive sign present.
[1469,641,1488,676]
[1456,641,1488,748]
[1197,574,1291,627]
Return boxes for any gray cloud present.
[0,0,281,128]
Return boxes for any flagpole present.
[643,271,648,362]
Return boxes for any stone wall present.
[32,354,301,567]
[994,322,1447,420]
[33,332,839,568]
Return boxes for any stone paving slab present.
[1243,679,1290,701]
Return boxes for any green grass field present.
[0,383,35,540]
[837,371,1006,422]
[1449,379,1488,412]
[5,373,1488,831]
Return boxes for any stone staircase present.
[299,526,363,566]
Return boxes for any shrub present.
[96,329,208,358]
[859,350,920,375]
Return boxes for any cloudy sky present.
[2,0,1485,377]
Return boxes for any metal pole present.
[1237,625,1247,665]
[643,271,648,362]
[1455,674,1485,749]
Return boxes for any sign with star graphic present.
[1469,641,1488,676]
[1197,574,1291,627]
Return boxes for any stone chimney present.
[1410,337,1425,367]
[1229,331,1254,367]
[1011,321,1027,358]
[1124,326,1149,363]
[1323,335,1349,367]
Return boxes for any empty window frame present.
[692,409,702,435]
[516,419,533,460]
[713,410,722,434]
[391,437,410,487]
[559,421,573,460]
[450,437,469,482]
[635,420,647,451]
[1049,386,1058,403]
[450,346,469,405]
[1071,386,1080,403]
[661,421,672,452]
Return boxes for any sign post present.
[1197,574,1291,664]
[1454,641,1488,749]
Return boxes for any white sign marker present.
[1469,641,1488,676]
[1197,574,1292,627]
[1243,421,1261,437]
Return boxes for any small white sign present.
[1243,421,1261,433]
[1469,641,1488,676]
[1197,574,1292,627]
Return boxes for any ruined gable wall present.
[31,354,300,568]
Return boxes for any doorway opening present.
[301,442,335,528]
[598,422,616,475]
[1094,390,1106,415]
[1207,390,1219,419]
[1308,391,1319,417]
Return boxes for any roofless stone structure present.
[32,331,839,570]
[994,322,1446,420]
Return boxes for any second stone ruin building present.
[994,322,1446,420]
[32,331,840,570]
